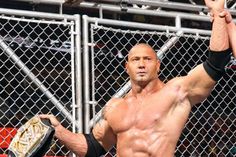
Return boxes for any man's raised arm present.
[205,0,229,50]
[181,0,231,105]
[222,10,236,57]
[202,0,231,81]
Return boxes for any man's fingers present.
[219,10,227,18]
[39,114,60,127]
[39,114,51,119]
[224,11,233,23]
[217,10,233,23]
[208,9,233,24]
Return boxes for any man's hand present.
[210,10,233,23]
[39,114,61,128]
[204,0,225,14]
[219,10,233,24]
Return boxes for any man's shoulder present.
[104,97,125,111]
[106,97,124,106]
[103,97,125,119]
[165,76,186,87]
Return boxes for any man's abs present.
[116,129,176,157]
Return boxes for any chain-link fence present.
[83,16,236,156]
[0,9,82,156]
[0,3,236,157]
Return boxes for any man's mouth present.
[137,72,146,75]
[137,71,146,73]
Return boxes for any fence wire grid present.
[0,13,76,156]
[0,4,235,157]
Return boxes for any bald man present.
[40,0,232,156]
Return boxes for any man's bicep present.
[184,64,216,104]
[92,118,116,151]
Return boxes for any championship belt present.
[8,116,55,157]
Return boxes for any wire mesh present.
[0,14,75,156]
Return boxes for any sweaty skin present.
[105,82,192,157]
[39,0,230,156]
[97,44,198,157]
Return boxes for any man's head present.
[125,43,160,85]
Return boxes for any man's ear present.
[125,61,129,74]
[156,59,161,72]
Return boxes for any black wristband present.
[203,48,231,81]
[84,132,106,157]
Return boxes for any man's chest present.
[108,89,186,133]
[108,85,191,133]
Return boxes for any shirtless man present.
[40,0,232,156]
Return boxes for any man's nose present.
[138,59,145,67]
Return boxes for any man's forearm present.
[210,13,229,51]
[227,21,236,57]
[55,125,88,157]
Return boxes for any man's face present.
[125,44,160,84]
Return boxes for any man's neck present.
[131,79,164,96]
